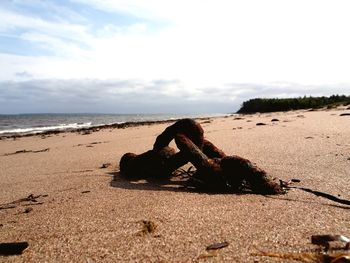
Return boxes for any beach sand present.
[0,108,349,262]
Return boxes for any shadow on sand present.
[109,170,350,210]
[109,171,194,193]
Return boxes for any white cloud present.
[0,7,88,41]
[0,79,348,114]
[1,1,350,113]
[4,1,350,83]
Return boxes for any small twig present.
[0,204,17,210]
[206,241,230,251]
[4,148,49,156]
[0,194,47,209]
[280,179,350,206]
[293,187,350,206]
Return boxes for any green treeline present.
[237,95,350,114]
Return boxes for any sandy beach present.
[0,108,349,262]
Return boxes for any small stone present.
[206,241,230,250]
[141,220,157,234]
[100,163,111,169]
[24,207,33,213]
[82,130,92,135]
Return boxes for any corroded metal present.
[119,147,178,179]
[153,118,204,150]
[119,118,284,194]
[175,133,283,194]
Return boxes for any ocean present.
[0,113,227,135]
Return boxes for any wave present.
[0,122,92,135]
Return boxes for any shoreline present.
[0,114,229,139]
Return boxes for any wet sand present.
[0,108,349,262]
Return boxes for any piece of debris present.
[311,235,350,251]
[72,169,94,173]
[0,194,48,210]
[291,179,301,183]
[81,191,91,194]
[282,183,350,206]
[305,136,314,139]
[100,163,111,169]
[197,241,229,260]
[271,118,280,122]
[298,187,350,206]
[0,242,29,256]
[4,148,49,156]
[252,250,350,262]
[140,220,157,235]
[0,204,16,210]
[201,120,212,124]
[234,117,244,120]
[81,130,92,135]
[340,113,350,116]
[256,123,266,126]
[74,141,109,147]
[252,234,350,260]
[29,148,49,153]
[279,178,302,188]
[23,207,33,213]
[206,241,230,251]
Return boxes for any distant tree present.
[237,95,350,113]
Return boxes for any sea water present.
[0,113,227,135]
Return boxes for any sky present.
[1,0,350,114]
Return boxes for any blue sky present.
[1,0,350,114]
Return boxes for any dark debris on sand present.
[0,242,29,256]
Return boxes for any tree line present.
[237,95,350,113]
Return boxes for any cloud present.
[1,1,350,114]
[15,71,32,78]
[0,79,196,113]
[2,0,350,84]
[1,79,349,114]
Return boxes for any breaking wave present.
[0,122,92,135]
